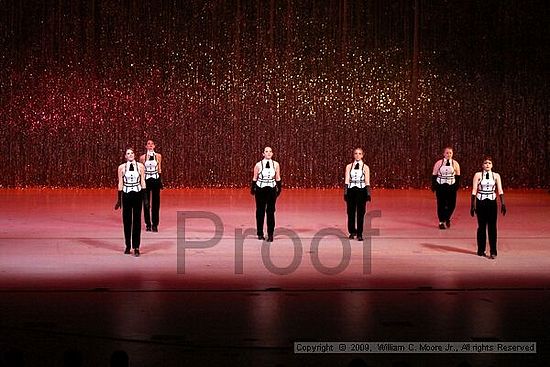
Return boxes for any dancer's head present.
[443,147,453,160]
[262,147,273,160]
[146,139,156,151]
[482,156,493,171]
[125,148,135,162]
[353,147,364,160]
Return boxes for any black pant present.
[435,183,457,222]
[476,198,498,256]
[144,178,161,227]
[122,191,142,249]
[346,187,368,236]
[255,186,277,236]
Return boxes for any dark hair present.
[444,146,453,152]
[110,350,129,367]
[483,155,493,163]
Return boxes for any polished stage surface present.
[0,188,549,366]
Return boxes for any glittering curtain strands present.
[0,0,547,188]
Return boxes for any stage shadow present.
[79,238,174,254]
[391,219,439,229]
[139,240,174,254]
[79,238,121,252]
[420,243,477,255]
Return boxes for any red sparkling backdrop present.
[0,0,548,188]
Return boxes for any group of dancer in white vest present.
[114,144,506,260]
[431,147,506,259]
[114,140,163,257]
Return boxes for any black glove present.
[142,190,150,209]
[275,180,282,197]
[158,174,163,189]
[343,184,348,202]
[500,194,507,216]
[431,175,438,192]
[470,195,476,217]
[454,175,461,191]
[365,185,371,202]
[250,181,256,196]
[114,190,122,210]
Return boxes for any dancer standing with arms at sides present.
[344,148,371,241]
[115,148,148,256]
[431,147,461,229]
[250,147,282,242]
[470,156,506,259]
[139,139,163,232]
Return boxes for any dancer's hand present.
[142,191,150,209]
[275,181,282,197]
[431,175,438,192]
[114,190,122,210]
[343,185,348,202]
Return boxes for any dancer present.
[431,147,461,229]
[139,139,163,232]
[470,156,506,259]
[250,147,281,242]
[115,148,147,256]
[344,148,371,241]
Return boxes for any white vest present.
[476,171,496,200]
[349,161,366,188]
[123,162,141,193]
[144,152,159,179]
[256,159,276,188]
[437,159,456,185]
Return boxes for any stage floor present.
[0,188,549,366]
